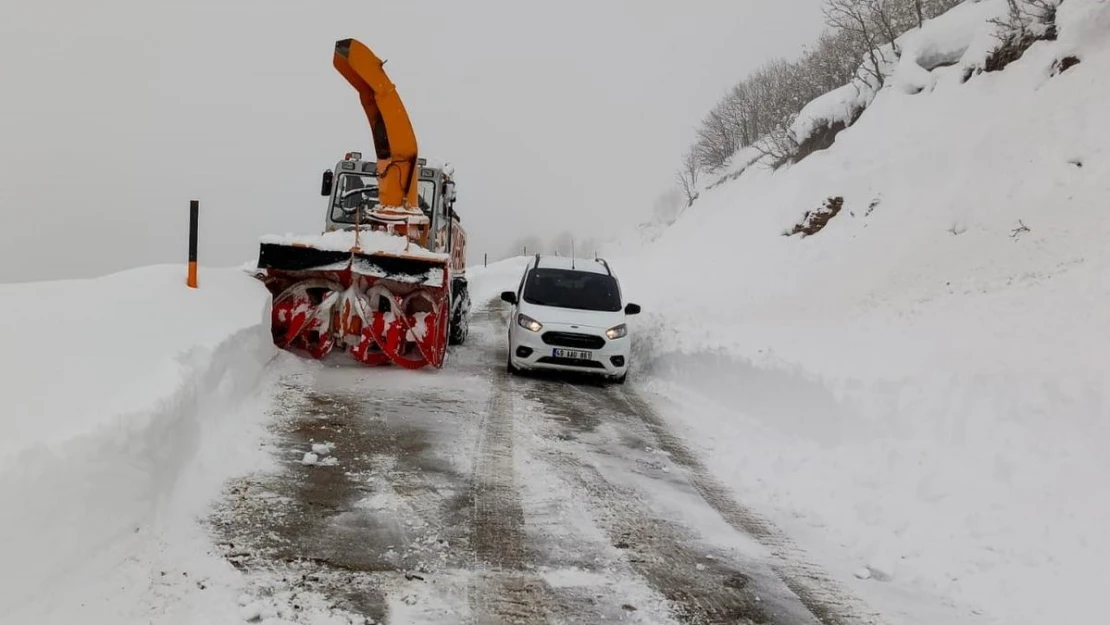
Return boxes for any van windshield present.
[523,268,622,312]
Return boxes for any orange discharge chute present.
[333,38,421,214]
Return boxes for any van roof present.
[532,255,612,275]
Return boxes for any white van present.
[500,255,641,384]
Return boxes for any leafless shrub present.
[822,0,889,87]
[1010,219,1031,238]
[984,0,1062,72]
[676,149,701,206]
[993,0,1061,40]
[866,196,880,216]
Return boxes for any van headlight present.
[605,323,627,340]
[517,313,543,332]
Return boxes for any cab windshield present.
[522,268,622,312]
[331,173,436,224]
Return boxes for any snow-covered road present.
[207,298,875,625]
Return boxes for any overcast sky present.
[0,0,824,282]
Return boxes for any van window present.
[523,268,622,312]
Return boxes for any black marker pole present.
[187,200,199,288]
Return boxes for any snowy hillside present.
[609,1,1110,623]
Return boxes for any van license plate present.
[553,348,592,360]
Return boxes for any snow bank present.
[621,2,1110,623]
[466,255,531,305]
[259,228,450,261]
[0,264,280,623]
[788,82,873,148]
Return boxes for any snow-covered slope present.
[611,1,1110,623]
[0,265,282,623]
[467,255,531,305]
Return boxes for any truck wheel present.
[448,281,470,346]
[449,308,468,345]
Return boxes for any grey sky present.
[0,0,824,282]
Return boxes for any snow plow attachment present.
[250,37,469,370]
[254,233,452,369]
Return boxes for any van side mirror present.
[320,170,334,196]
[624,303,641,315]
[500,291,517,304]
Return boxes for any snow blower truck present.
[250,38,470,369]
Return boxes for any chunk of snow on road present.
[301,448,339,467]
[311,442,334,456]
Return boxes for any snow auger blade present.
[255,240,451,369]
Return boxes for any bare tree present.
[911,0,925,28]
[928,0,966,19]
[693,107,741,170]
[867,0,905,57]
[804,30,864,93]
[992,0,1061,38]
[751,135,795,165]
[822,0,887,86]
[676,149,701,206]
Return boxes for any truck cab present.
[317,152,471,345]
[319,152,459,241]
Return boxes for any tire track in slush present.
[208,365,501,624]
[466,335,557,624]
[520,382,802,625]
[608,388,886,625]
[547,446,779,625]
[208,379,461,623]
[472,299,676,624]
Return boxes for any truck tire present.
[448,278,470,346]
[449,308,469,345]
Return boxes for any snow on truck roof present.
[532,255,613,275]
